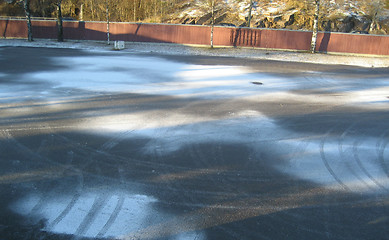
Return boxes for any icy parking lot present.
[0,46,389,240]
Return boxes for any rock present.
[257,14,294,29]
[282,13,295,27]
[180,17,196,24]
[338,17,355,33]
[219,23,236,27]
[321,20,336,32]
[196,12,212,25]
[352,18,370,33]
[214,12,228,25]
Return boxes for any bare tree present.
[106,0,110,44]
[310,0,320,53]
[56,0,63,42]
[247,0,254,28]
[2,0,32,39]
[197,0,223,48]
[365,0,385,33]
[23,0,33,41]
[210,0,215,48]
[79,2,84,20]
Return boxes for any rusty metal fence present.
[1,19,389,55]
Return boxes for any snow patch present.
[10,191,164,239]
[275,136,389,193]
[181,9,201,18]
[25,54,290,100]
[89,112,389,194]
[3,50,389,197]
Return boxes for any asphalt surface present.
[0,46,389,240]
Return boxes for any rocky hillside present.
[160,0,389,35]
[1,0,388,34]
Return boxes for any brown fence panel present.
[63,21,86,40]
[62,21,107,40]
[215,27,311,51]
[260,29,311,51]
[84,22,109,41]
[317,32,389,55]
[109,22,138,42]
[226,28,260,47]
[109,23,210,45]
[213,27,233,46]
[1,19,27,38]
[216,27,260,47]
[1,19,389,55]
[32,20,57,39]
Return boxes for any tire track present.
[378,134,389,178]
[46,169,84,230]
[0,130,80,177]
[149,138,183,196]
[52,133,206,201]
[320,127,350,191]
[376,129,388,153]
[338,123,372,191]
[36,139,48,155]
[0,130,88,234]
[47,132,133,237]
[47,193,81,231]
[52,133,190,175]
[0,132,90,228]
[96,168,126,238]
[7,133,86,233]
[267,210,337,240]
[376,129,389,178]
[29,137,83,219]
[29,188,56,217]
[100,130,135,152]
[95,194,125,238]
[216,225,254,240]
[353,140,389,192]
[74,194,110,237]
[0,130,53,166]
[189,141,235,195]
[189,142,210,168]
[34,136,131,238]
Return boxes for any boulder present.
[338,16,355,33]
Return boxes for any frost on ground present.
[10,192,165,239]
[4,51,388,191]
[1,45,389,239]
[1,38,389,68]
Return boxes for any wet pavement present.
[0,46,389,240]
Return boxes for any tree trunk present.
[159,0,163,18]
[247,0,253,28]
[106,0,110,45]
[210,0,215,48]
[310,0,320,53]
[23,0,33,42]
[369,11,378,33]
[133,0,136,21]
[90,0,95,20]
[80,3,84,21]
[57,0,64,42]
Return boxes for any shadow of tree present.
[0,47,388,240]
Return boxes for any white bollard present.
[114,41,125,50]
